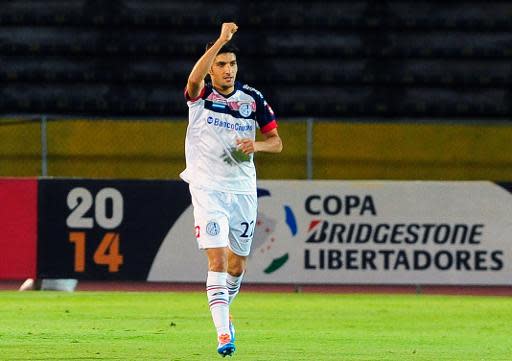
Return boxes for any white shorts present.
[189,185,257,256]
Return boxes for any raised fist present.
[219,22,238,42]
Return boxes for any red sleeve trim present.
[184,86,205,102]
[261,120,278,134]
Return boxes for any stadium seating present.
[1,0,511,118]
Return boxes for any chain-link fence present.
[1,116,512,181]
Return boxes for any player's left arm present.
[237,129,283,154]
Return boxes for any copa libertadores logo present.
[253,188,297,274]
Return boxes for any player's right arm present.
[186,22,238,99]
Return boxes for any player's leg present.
[206,247,235,356]
[226,249,246,305]
[226,191,256,304]
[189,185,235,356]
[225,192,257,346]
[206,247,230,337]
[225,250,247,343]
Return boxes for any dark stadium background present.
[1,0,512,120]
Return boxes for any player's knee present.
[228,262,245,277]
[207,247,228,272]
[208,257,227,272]
[229,269,244,277]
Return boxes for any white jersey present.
[180,81,277,194]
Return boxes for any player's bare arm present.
[236,129,283,154]
[187,22,238,99]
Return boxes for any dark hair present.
[205,41,239,57]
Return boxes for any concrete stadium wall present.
[0,121,42,176]
[1,119,511,180]
[313,122,512,180]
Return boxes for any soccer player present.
[181,22,282,357]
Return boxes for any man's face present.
[209,52,237,92]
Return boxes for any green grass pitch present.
[1,291,511,360]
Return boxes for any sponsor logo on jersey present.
[242,84,264,98]
[206,116,253,132]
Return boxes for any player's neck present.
[213,84,235,96]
